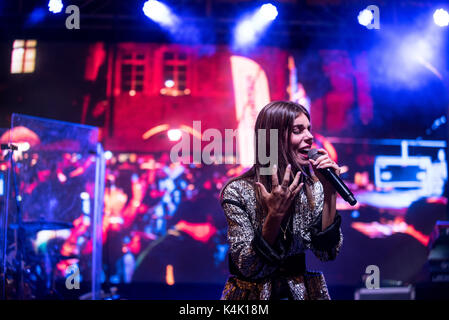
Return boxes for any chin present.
[294,155,309,167]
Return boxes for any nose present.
[305,129,313,142]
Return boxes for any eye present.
[292,127,303,134]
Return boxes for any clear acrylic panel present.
[0,114,104,299]
[0,127,11,299]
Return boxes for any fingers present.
[255,181,270,198]
[289,170,301,190]
[291,182,304,197]
[285,171,302,200]
[271,164,279,188]
[328,162,341,176]
[310,155,340,175]
[310,154,327,166]
[317,148,328,155]
[310,149,329,166]
[281,164,291,189]
[315,159,333,169]
[263,164,304,199]
[310,152,337,169]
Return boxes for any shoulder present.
[221,178,254,202]
[221,178,256,218]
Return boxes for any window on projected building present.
[160,51,191,96]
[11,40,37,74]
[121,52,145,95]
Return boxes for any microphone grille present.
[308,148,320,161]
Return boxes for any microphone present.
[308,148,357,206]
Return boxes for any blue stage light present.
[234,3,278,49]
[433,9,449,27]
[48,0,63,14]
[358,9,373,27]
[142,0,177,28]
[258,3,278,22]
[351,210,360,219]
[235,20,257,46]
[28,7,47,25]
[400,38,433,65]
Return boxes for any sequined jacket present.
[220,178,343,300]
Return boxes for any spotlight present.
[400,39,433,64]
[235,21,257,47]
[234,3,278,48]
[358,5,380,29]
[433,9,449,27]
[358,9,374,27]
[258,3,278,22]
[385,30,443,87]
[167,129,182,142]
[142,0,178,28]
[48,0,63,14]
[104,151,113,160]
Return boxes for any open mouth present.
[297,148,310,158]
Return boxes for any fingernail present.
[287,164,291,168]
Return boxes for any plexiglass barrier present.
[0,114,104,299]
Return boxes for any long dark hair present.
[220,101,317,220]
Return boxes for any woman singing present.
[219,100,343,300]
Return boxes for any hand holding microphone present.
[308,148,357,206]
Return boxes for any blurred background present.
[0,0,449,300]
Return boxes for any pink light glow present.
[230,56,270,168]
[175,220,217,243]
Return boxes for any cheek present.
[290,134,303,146]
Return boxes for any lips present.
[297,146,311,159]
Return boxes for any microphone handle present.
[319,168,357,206]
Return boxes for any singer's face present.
[290,113,313,166]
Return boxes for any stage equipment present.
[354,286,415,300]
[0,114,105,300]
[428,220,449,282]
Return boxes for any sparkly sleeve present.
[309,212,343,261]
[221,181,278,280]
[305,182,344,262]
